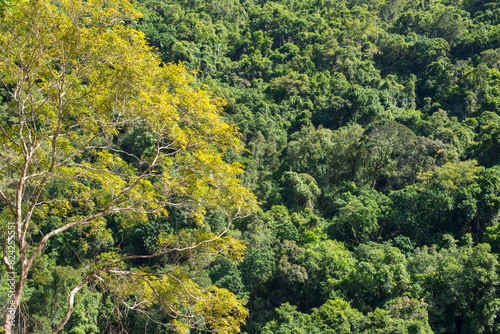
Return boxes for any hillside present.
[2,0,500,333]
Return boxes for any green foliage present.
[209,256,248,299]
[471,111,500,166]
[126,0,500,332]
[311,298,364,334]
[330,186,392,244]
[262,297,434,334]
[342,242,410,312]
[387,160,500,243]
[299,240,355,307]
[240,247,276,292]
[280,172,321,212]
[2,0,500,332]
[24,263,102,334]
[261,303,321,334]
[407,235,500,333]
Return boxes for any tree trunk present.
[3,237,29,334]
[3,273,27,334]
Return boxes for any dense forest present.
[2,0,500,333]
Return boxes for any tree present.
[330,186,391,244]
[285,124,365,190]
[343,242,410,312]
[396,135,451,186]
[388,160,486,243]
[311,298,364,334]
[280,172,321,212]
[0,0,257,333]
[361,120,416,189]
[407,235,500,333]
[261,297,434,334]
[471,111,500,167]
[261,303,321,334]
[299,240,355,307]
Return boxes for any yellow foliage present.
[158,229,247,262]
[417,160,481,190]
[0,0,258,221]
[195,286,249,333]
[0,0,258,332]
[124,270,248,334]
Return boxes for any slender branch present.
[20,84,65,239]
[1,242,14,277]
[114,219,234,264]
[170,275,202,301]
[0,189,15,215]
[26,140,164,268]
[94,275,174,329]
[108,270,195,320]
[87,146,142,161]
[51,271,95,334]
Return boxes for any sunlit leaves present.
[103,268,248,333]
[0,0,258,332]
[418,160,481,191]
[158,229,247,262]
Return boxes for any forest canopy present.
[2,0,500,333]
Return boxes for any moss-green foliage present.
[5,0,500,332]
[262,298,434,334]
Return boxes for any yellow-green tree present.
[0,0,257,332]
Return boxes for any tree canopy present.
[3,0,500,333]
[0,0,256,332]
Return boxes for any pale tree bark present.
[1,142,167,333]
[0,1,256,333]
[48,214,244,334]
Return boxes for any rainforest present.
[1,0,500,333]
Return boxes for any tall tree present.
[361,120,416,188]
[0,0,257,333]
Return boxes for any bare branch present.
[1,242,15,277]
[94,275,174,330]
[108,269,195,320]
[0,189,15,215]
[51,271,95,334]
